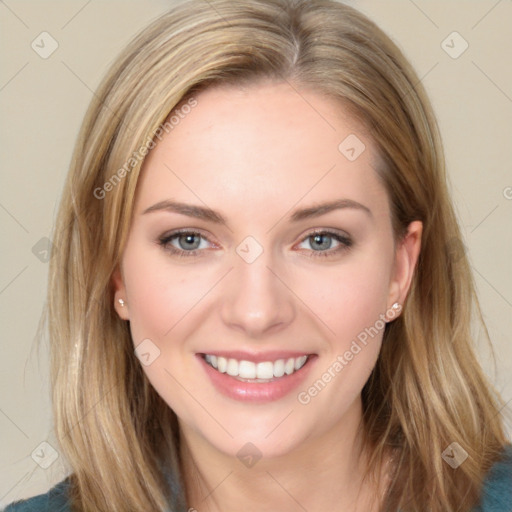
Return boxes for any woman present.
[6,0,511,510]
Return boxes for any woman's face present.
[113,81,421,461]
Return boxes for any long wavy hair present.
[45,0,508,510]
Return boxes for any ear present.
[387,220,423,313]
[111,265,130,321]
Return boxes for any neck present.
[179,398,386,512]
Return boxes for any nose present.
[220,252,296,339]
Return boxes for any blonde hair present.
[46,0,508,510]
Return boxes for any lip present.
[197,352,317,403]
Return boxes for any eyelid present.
[159,227,218,242]
[297,226,351,240]
[158,227,353,258]
[157,228,219,257]
[292,228,353,258]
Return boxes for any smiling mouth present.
[200,353,311,382]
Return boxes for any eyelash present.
[298,230,353,258]
[157,229,353,259]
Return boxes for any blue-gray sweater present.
[5,446,512,511]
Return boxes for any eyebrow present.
[142,198,372,224]
[289,199,372,221]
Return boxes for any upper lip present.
[198,350,314,363]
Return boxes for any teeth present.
[226,358,238,376]
[204,354,309,379]
[284,358,295,375]
[273,359,285,378]
[217,356,227,373]
[256,361,274,379]
[238,360,256,379]
[294,355,307,370]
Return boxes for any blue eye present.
[174,233,202,250]
[297,231,352,257]
[158,229,352,259]
[158,230,211,257]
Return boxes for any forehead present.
[135,81,388,222]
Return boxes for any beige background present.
[1,0,511,506]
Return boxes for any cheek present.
[121,245,209,422]
[297,251,392,346]
[122,245,211,343]
[295,269,388,421]
[291,250,392,417]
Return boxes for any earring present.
[118,299,125,307]
[386,302,401,323]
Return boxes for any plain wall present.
[1,0,511,506]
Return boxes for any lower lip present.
[197,355,316,403]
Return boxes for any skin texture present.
[112,81,422,511]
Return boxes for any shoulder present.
[4,478,70,512]
[475,444,512,512]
